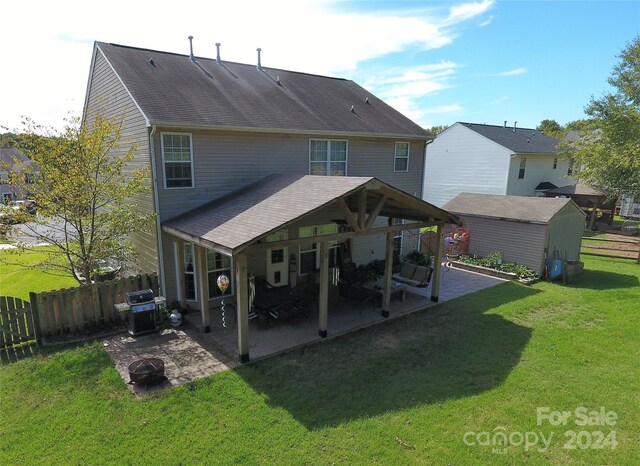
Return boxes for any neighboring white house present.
[423,122,574,207]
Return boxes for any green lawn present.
[0,247,77,299]
[1,255,638,464]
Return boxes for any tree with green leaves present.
[560,36,640,199]
[536,119,563,138]
[427,125,448,137]
[2,111,155,284]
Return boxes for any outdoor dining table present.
[253,284,318,324]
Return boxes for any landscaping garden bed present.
[453,252,539,282]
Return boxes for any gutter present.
[147,120,430,140]
[148,125,166,295]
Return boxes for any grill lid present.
[126,289,155,305]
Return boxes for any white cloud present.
[481,67,528,77]
[444,0,495,25]
[0,0,494,130]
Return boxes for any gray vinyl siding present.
[152,129,426,221]
[460,216,547,274]
[85,48,158,274]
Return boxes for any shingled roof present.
[94,42,429,138]
[443,192,578,224]
[164,174,460,254]
[458,122,558,154]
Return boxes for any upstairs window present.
[518,157,526,179]
[553,157,558,169]
[162,133,194,188]
[309,139,347,176]
[567,159,574,176]
[394,142,410,172]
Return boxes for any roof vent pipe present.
[188,36,196,62]
[256,48,262,70]
[504,120,507,128]
[215,43,222,64]
[513,121,517,132]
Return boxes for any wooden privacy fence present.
[29,273,159,343]
[0,296,37,348]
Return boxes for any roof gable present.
[94,42,428,138]
[456,122,559,154]
[164,174,460,254]
[443,192,578,224]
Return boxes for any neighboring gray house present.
[0,148,36,204]
[423,122,574,207]
[83,41,459,361]
[443,193,585,276]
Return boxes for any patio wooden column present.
[382,230,394,318]
[175,239,187,309]
[235,252,250,363]
[318,240,329,338]
[196,245,211,332]
[431,222,445,302]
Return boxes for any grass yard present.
[1,255,638,464]
[0,247,77,300]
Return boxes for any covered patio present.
[163,174,461,363]
[189,266,507,361]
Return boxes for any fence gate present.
[0,296,39,363]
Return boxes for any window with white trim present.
[162,133,194,188]
[184,243,197,301]
[394,142,410,172]
[567,158,574,176]
[309,139,347,176]
[299,224,338,275]
[207,251,233,299]
[553,157,558,169]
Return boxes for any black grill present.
[126,289,158,336]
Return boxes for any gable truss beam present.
[358,188,368,231]
[364,195,387,230]
[338,198,360,232]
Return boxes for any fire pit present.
[128,358,165,386]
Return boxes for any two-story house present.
[83,41,459,361]
[423,122,574,207]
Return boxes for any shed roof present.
[443,192,579,224]
[546,183,606,197]
[163,174,460,254]
[95,42,429,138]
[457,122,558,154]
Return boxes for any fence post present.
[29,292,43,347]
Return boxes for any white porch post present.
[196,244,211,332]
[431,222,445,302]
[318,240,329,338]
[175,239,187,309]
[382,230,393,318]
[235,252,250,363]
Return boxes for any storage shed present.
[443,193,586,276]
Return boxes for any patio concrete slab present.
[103,327,238,395]
[103,266,507,392]
[196,265,508,362]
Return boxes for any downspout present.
[418,137,434,253]
[148,125,167,295]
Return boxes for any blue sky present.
[1,0,639,131]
